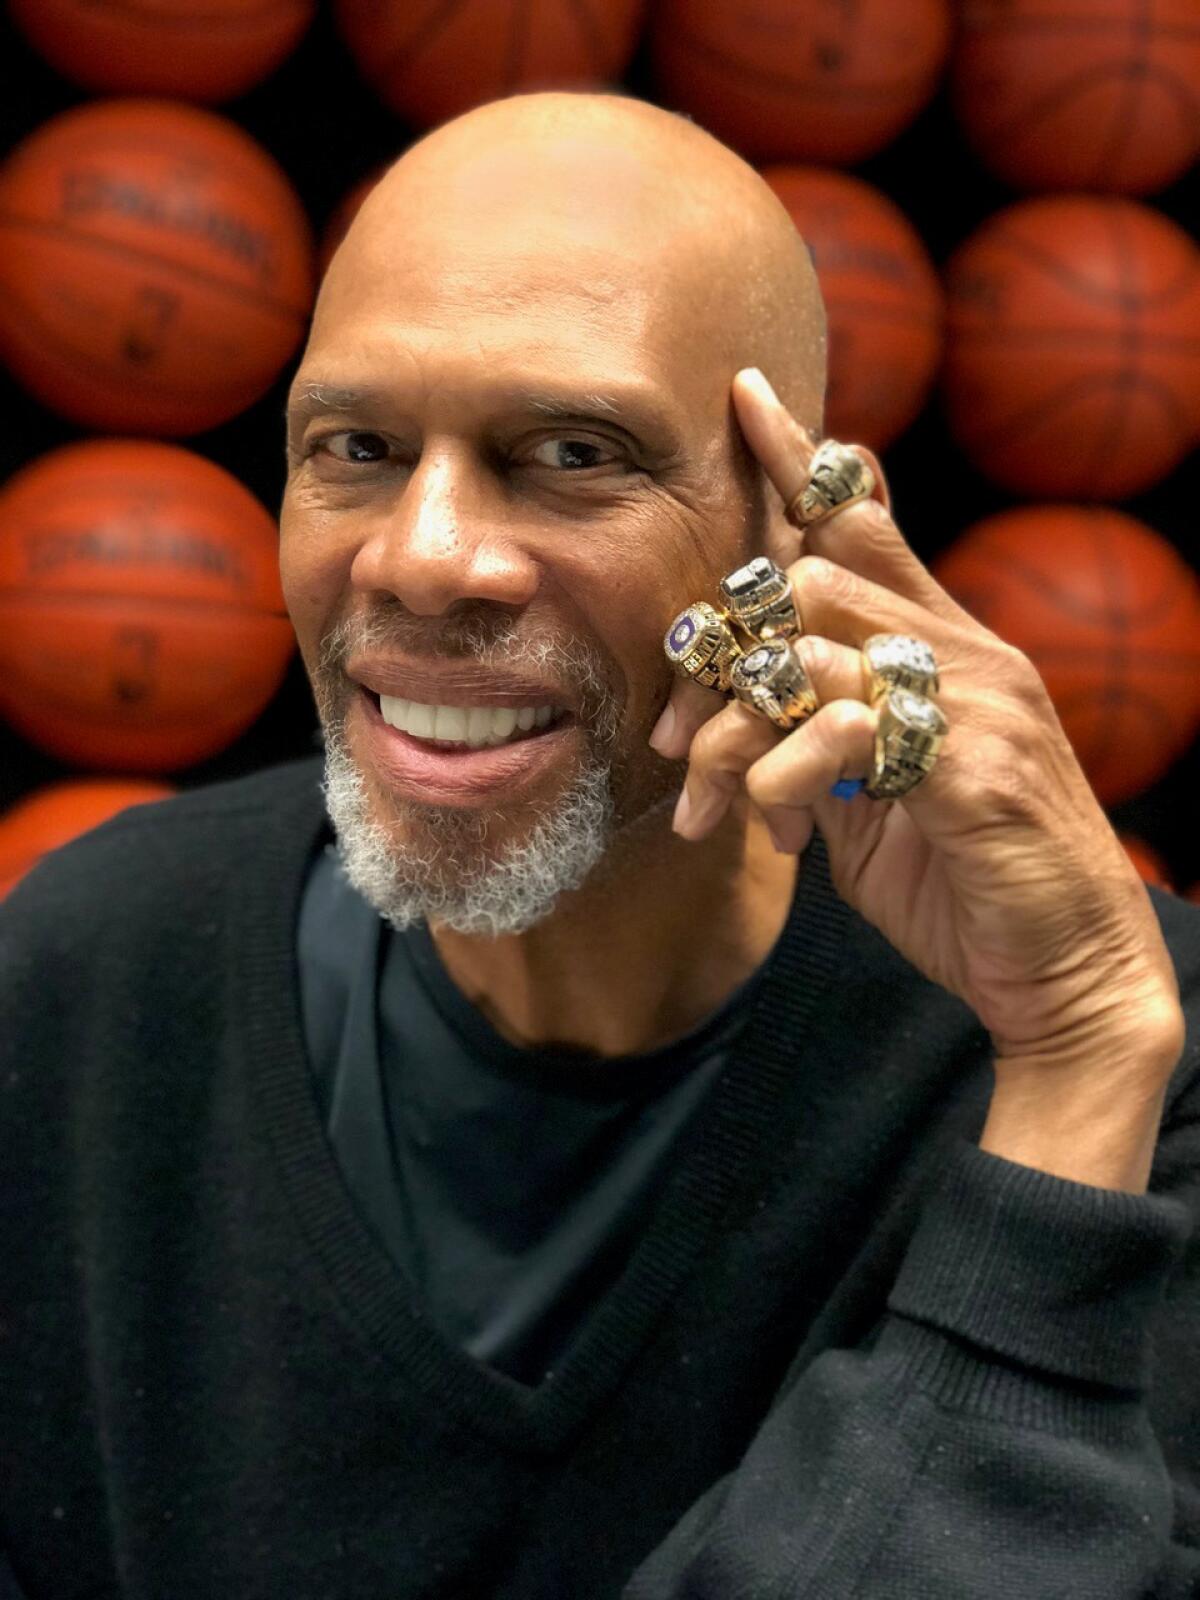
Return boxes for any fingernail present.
[673,786,727,841]
[649,702,677,754]
[740,367,780,407]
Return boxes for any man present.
[2,91,1198,1599]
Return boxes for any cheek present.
[278,491,355,649]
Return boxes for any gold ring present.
[729,638,819,731]
[785,441,875,529]
[861,634,940,704]
[718,555,801,642]
[663,601,742,691]
[864,688,948,800]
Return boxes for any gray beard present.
[311,607,639,937]
[320,720,616,937]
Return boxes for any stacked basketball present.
[0,0,1197,898]
[0,4,317,890]
[932,1,1200,837]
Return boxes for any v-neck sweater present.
[2,756,1200,1599]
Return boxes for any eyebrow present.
[284,379,685,459]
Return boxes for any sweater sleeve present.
[624,1075,1200,1599]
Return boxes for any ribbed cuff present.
[887,1140,1189,1391]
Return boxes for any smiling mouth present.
[363,688,571,749]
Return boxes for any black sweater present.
[2,757,1200,1599]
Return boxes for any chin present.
[321,723,617,937]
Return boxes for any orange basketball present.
[0,440,296,772]
[8,0,315,103]
[651,0,952,163]
[952,0,1200,195]
[1119,833,1174,890]
[319,170,384,276]
[0,780,175,899]
[334,0,646,126]
[0,100,315,435]
[763,166,942,450]
[933,506,1200,806]
[942,198,1200,499]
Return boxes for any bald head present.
[318,91,825,434]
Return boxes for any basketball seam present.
[977,218,1200,313]
[0,588,291,620]
[975,60,1200,172]
[0,271,294,406]
[949,538,1186,632]
[952,368,1193,464]
[62,0,307,28]
[505,0,530,92]
[10,127,306,201]
[565,0,616,77]
[372,0,472,84]
[0,212,310,324]
[662,21,929,101]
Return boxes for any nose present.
[349,446,541,617]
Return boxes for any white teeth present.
[486,708,519,745]
[433,705,468,742]
[378,695,558,747]
[407,702,435,740]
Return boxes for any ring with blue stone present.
[830,778,865,800]
[663,601,742,692]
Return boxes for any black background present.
[0,2,1196,888]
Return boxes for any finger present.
[653,625,870,770]
[731,367,818,569]
[791,552,974,664]
[672,698,779,840]
[649,675,727,760]
[746,698,878,853]
[733,369,971,626]
[801,490,977,629]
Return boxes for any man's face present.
[279,132,761,931]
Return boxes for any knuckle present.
[956,730,1043,822]
[793,554,854,604]
[792,632,838,679]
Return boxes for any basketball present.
[8,0,315,103]
[319,170,384,276]
[0,440,296,772]
[335,0,646,126]
[0,100,315,435]
[763,166,942,450]
[932,506,1200,806]
[952,0,1200,195]
[651,0,952,163]
[1119,834,1174,890]
[942,197,1200,499]
[0,780,174,899]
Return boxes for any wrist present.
[980,1034,1180,1194]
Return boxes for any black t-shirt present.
[297,842,769,1385]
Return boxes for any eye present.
[528,437,620,471]
[315,431,392,464]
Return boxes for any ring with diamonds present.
[861,634,940,705]
[864,687,949,800]
[785,441,875,530]
[729,638,819,732]
[718,555,801,642]
[663,601,743,692]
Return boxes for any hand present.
[652,369,1185,1190]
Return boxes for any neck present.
[430,801,799,1057]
